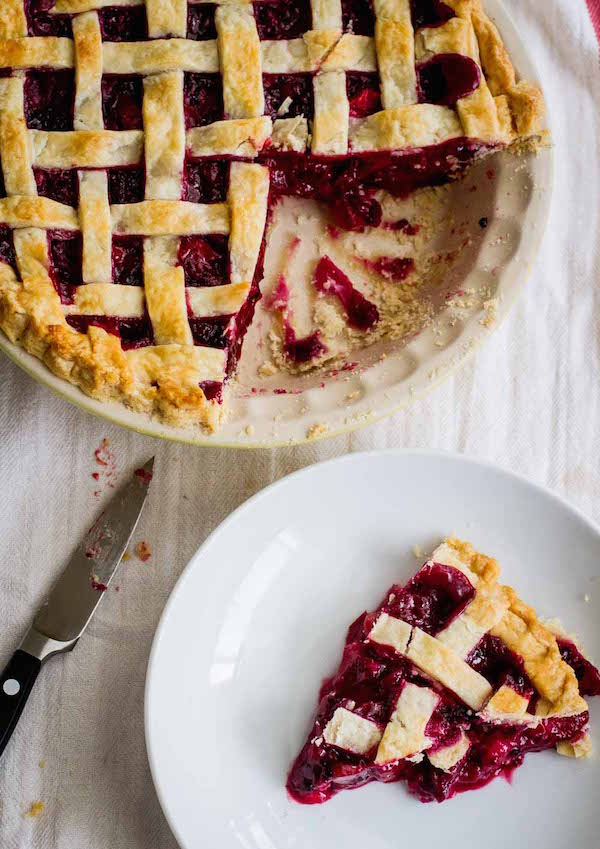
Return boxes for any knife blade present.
[0,457,154,760]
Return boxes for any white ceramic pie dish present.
[145,451,600,849]
[0,0,552,448]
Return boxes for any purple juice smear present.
[314,256,379,331]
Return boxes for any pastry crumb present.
[307,423,329,439]
[90,574,108,592]
[39,760,46,769]
[258,361,277,377]
[245,424,255,436]
[24,801,44,818]
[480,297,499,328]
[412,545,423,558]
[584,594,591,603]
[557,733,593,759]
[94,438,110,466]
[345,390,360,402]
[134,541,151,562]
[91,438,118,495]
[121,552,131,562]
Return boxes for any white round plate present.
[146,452,600,849]
[0,0,552,448]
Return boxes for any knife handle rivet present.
[2,679,20,697]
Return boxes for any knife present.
[0,457,154,760]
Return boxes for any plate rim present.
[0,0,554,449]
[144,449,600,849]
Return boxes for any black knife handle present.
[0,650,41,759]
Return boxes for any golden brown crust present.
[143,71,186,201]
[0,271,226,430]
[78,171,111,284]
[375,683,439,764]
[146,0,187,39]
[216,4,264,119]
[31,129,143,169]
[186,117,272,157]
[102,38,218,76]
[72,11,103,131]
[444,537,501,583]
[492,590,587,718]
[0,36,74,70]
[0,78,38,197]
[312,70,349,155]
[444,0,545,142]
[0,226,226,430]
[0,0,27,39]
[446,539,588,719]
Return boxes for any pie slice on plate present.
[0,0,546,431]
[287,539,600,803]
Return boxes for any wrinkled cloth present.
[1,1,600,846]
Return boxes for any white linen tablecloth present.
[1,1,600,845]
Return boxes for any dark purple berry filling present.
[112,236,144,287]
[25,70,74,131]
[184,74,224,128]
[102,76,144,130]
[187,4,218,40]
[98,6,148,41]
[0,226,18,275]
[26,0,72,37]
[178,235,229,287]
[418,54,481,106]
[284,325,327,363]
[183,160,228,204]
[346,72,381,117]
[254,0,312,39]
[48,231,83,302]
[188,316,231,348]
[108,168,145,204]
[384,561,476,634]
[263,74,314,120]
[342,0,375,36]
[34,169,78,207]
[557,638,600,697]
[411,0,455,29]
[66,315,153,349]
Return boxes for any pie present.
[0,1,545,431]
[287,539,600,803]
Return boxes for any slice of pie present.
[0,1,545,430]
[287,539,600,804]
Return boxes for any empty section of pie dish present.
[0,0,552,445]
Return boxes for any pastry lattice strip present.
[0,0,542,155]
[319,539,591,773]
[0,0,544,427]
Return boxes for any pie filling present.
[556,637,600,697]
[0,1,545,427]
[36,140,495,374]
[287,541,598,804]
